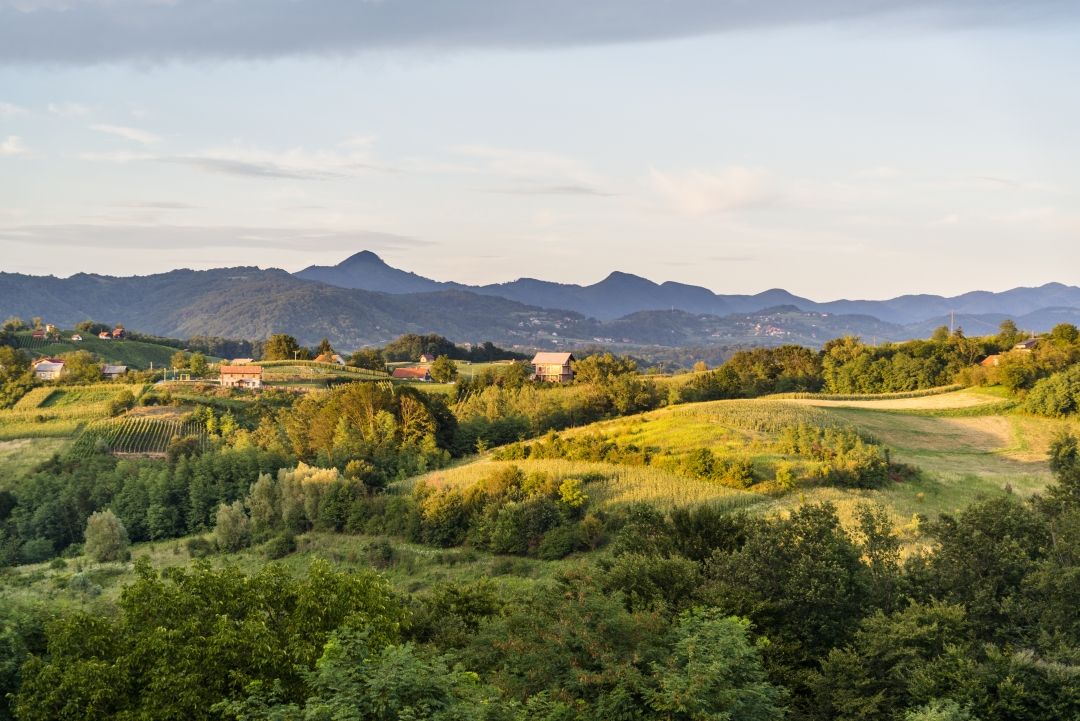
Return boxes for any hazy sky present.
[1,0,1078,300]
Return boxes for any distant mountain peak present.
[340,250,386,266]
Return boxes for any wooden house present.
[102,364,128,379]
[220,365,263,389]
[531,352,575,383]
[392,367,431,382]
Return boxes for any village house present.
[98,331,112,340]
[419,353,436,363]
[31,330,46,341]
[102,364,128,380]
[1013,338,1039,352]
[220,365,263,389]
[70,334,82,342]
[531,351,575,383]
[314,353,346,366]
[31,358,64,381]
[111,327,126,340]
[392,367,432,382]
[980,354,1002,368]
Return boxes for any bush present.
[84,510,130,563]
[185,536,214,558]
[536,525,578,560]
[213,500,252,552]
[366,539,396,569]
[18,538,55,565]
[262,533,296,560]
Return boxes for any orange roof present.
[220,365,263,376]
[531,352,574,365]
[313,354,334,363]
[392,367,430,379]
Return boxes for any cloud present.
[0,0,1074,64]
[0,223,432,253]
[111,200,199,209]
[479,183,615,197]
[0,102,27,117]
[650,166,780,215]
[48,101,91,117]
[79,139,396,180]
[89,123,160,144]
[0,135,28,156]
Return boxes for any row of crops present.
[11,387,59,410]
[72,416,209,456]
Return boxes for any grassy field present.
[0,437,70,483]
[0,384,148,441]
[406,388,1071,544]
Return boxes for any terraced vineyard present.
[73,416,209,456]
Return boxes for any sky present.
[1,0,1079,300]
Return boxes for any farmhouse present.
[419,353,436,363]
[531,352,575,383]
[392,367,432,382]
[102,364,128,379]
[220,365,263,389]
[1013,338,1038,352]
[31,358,64,381]
[980,354,1002,368]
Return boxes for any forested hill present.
[299,250,1080,324]
[5,264,1080,350]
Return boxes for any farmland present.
[72,414,209,456]
[0,383,149,440]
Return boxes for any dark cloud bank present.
[1,0,1075,65]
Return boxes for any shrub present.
[84,510,130,563]
[262,533,296,560]
[185,536,214,558]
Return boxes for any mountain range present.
[0,251,1077,352]
[298,251,1080,325]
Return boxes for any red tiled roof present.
[220,365,263,376]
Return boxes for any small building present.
[331,354,346,366]
[1013,338,1038,352]
[31,358,64,381]
[230,358,255,365]
[220,365,263,389]
[70,334,82,342]
[531,352,575,383]
[111,327,126,340]
[31,330,46,340]
[392,367,432,382]
[980,354,1002,368]
[98,331,112,340]
[102,364,128,379]
[419,353,436,363]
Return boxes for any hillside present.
[407,387,1069,536]
[10,330,191,369]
